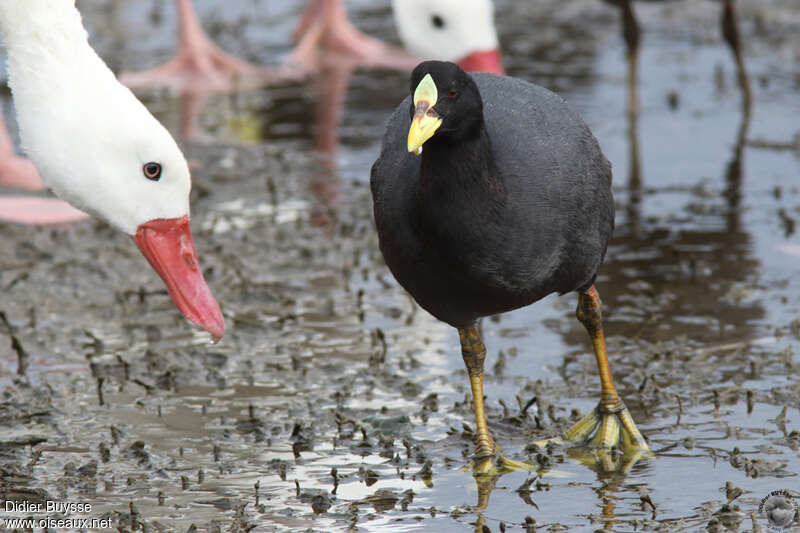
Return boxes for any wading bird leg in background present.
[289,0,418,71]
[120,0,271,91]
[0,113,42,190]
[459,324,532,477]
[0,114,88,225]
[720,0,752,113]
[619,0,641,119]
[564,286,650,461]
[621,0,643,235]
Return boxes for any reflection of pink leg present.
[0,114,88,225]
[308,60,349,229]
[313,61,352,159]
[179,91,208,140]
[289,0,418,70]
[120,0,271,91]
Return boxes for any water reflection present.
[556,0,760,349]
[604,0,752,236]
[4,1,798,531]
[541,2,760,527]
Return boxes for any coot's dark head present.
[407,61,483,155]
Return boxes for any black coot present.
[370,61,649,474]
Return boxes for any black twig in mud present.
[725,481,743,503]
[109,425,122,446]
[98,442,110,463]
[117,355,130,381]
[82,330,105,357]
[129,501,140,530]
[0,310,11,332]
[96,375,105,406]
[132,378,155,393]
[515,477,540,508]
[11,334,29,376]
[371,327,387,367]
[521,396,538,417]
[1,310,29,376]
[331,467,339,495]
[640,493,657,518]
[499,398,510,418]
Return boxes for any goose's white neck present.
[0,0,223,340]
[0,0,117,114]
[0,1,87,59]
[0,0,191,235]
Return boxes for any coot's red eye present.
[448,90,457,99]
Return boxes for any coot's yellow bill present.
[408,73,443,155]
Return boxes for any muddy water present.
[2,0,800,531]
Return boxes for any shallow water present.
[1,0,800,531]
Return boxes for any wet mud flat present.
[2,0,800,531]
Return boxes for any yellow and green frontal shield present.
[408,73,443,155]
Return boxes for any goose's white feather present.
[392,0,499,62]
[0,0,191,234]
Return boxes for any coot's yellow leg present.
[564,286,650,458]
[459,325,532,476]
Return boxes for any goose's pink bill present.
[457,49,504,74]
[134,215,225,343]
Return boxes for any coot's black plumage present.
[371,61,649,474]
[372,67,612,327]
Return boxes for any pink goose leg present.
[0,114,87,225]
[289,0,418,71]
[119,0,272,91]
[0,113,43,190]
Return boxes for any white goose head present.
[392,0,504,74]
[0,0,224,341]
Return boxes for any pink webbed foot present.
[0,197,88,225]
[289,0,418,71]
[0,113,45,190]
[119,0,274,92]
[0,153,45,190]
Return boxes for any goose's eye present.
[431,14,445,29]
[143,162,162,181]
[448,90,457,99]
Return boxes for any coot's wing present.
[473,73,614,294]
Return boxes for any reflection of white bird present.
[0,0,224,340]
[764,496,796,527]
